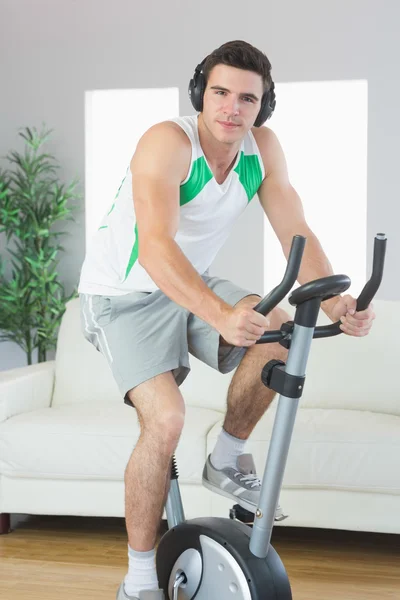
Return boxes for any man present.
[78,40,375,600]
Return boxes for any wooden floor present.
[0,514,399,599]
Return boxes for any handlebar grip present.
[356,234,387,311]
[314,233,387,338]
[254,235,306,316]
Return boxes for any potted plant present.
[0,125,80,365]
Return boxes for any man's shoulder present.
[144,119,191,145]
[130,118,192,181]
[251,126,283,178]
[133,119,192,160]
[251,125,277,151]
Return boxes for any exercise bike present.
[156,232,387,600]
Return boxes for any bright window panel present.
[85,88,179,244]
[264,80,368,300]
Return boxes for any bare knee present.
[148,409,185,453]
[263,306,290,355]
[244,306,290,362]
[127,372,185,454]
[269,306,291,330]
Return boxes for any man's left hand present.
[328,294,376,337]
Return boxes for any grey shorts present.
[79,274,260,406]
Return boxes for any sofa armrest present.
[0,361,55,423]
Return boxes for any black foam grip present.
[356,235,387,311]
[314,234,387,338]
[254,235,306,316]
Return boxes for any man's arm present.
[131,121,231,329]
[254,127,338,319]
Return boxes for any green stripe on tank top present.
[234,152,263,202]
[123,157,213,281]
[123,222,139,282]
[106,166,129,219]
[180,156,213,206]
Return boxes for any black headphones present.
[188,57,276,127]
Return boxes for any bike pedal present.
[274,513,289,522]
[229,504,254,524]
[230,504,289,523]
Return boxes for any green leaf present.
[0,124,79,363]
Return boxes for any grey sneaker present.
[202,453,286,520]
[116,582,165,600]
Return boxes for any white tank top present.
[78,115,265,295]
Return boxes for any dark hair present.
[202,40,273,94]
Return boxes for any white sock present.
[210,428,246,470]
[124,546,159,596]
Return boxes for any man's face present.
[201,64,264,144]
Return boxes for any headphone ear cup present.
[254,83,276,127]
[188,68,206,112]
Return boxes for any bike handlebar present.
[313,233,387,338]
[253,235,306,316]
[254,233,387,342]
[356,234,387,311]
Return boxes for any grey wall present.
[1,0,398,371]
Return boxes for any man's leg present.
[223,302,289,441]
[122,372,185,597]
[205,299,290,514]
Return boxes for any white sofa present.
[0,298,399,534]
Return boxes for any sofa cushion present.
[207,406,400,495]
[299,300,400,417]
[0,403,223,484]
[51,299,122,406]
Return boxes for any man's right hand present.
[217,303,271,347]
